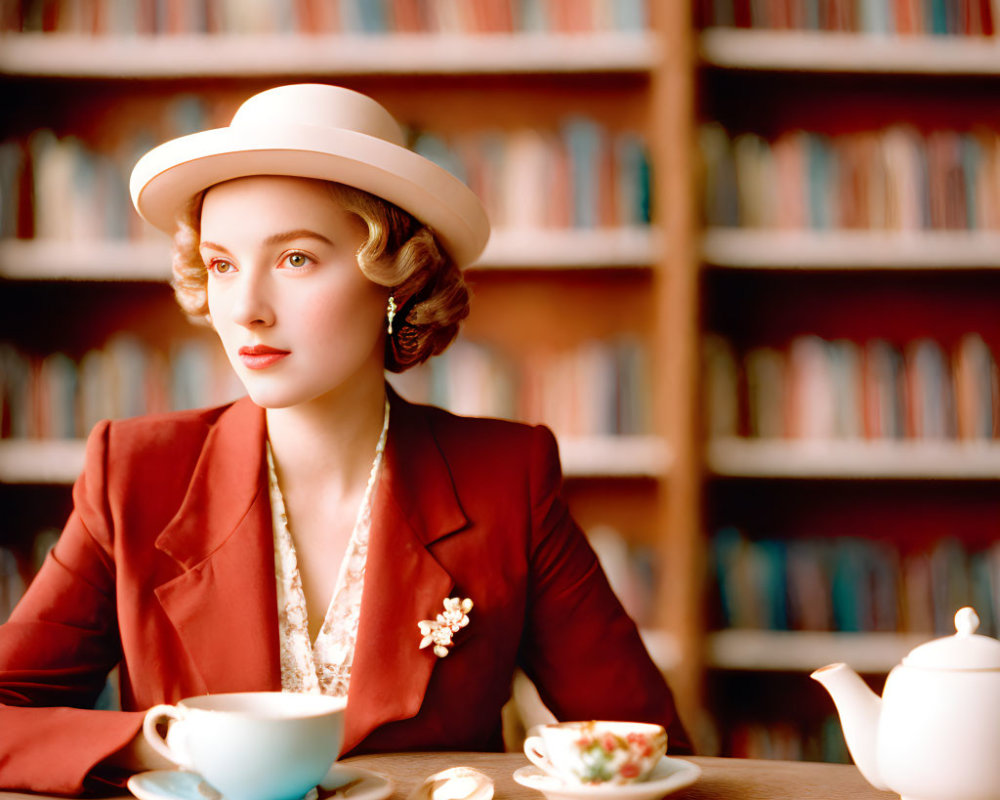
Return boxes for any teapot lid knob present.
[955,607,980,637]
[904,607,1000,669]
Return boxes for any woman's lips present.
[238,345,290,370]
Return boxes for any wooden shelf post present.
[650,0,708,751]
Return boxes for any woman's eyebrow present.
[199,241,231,253]
[262,229,334,246]
[199,230,334,253]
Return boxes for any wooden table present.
[341,752,897,800]
[0,752,898,800]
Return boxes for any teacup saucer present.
[128,765,393,800]
[512,757,701,800]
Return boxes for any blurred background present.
[1,0,999,762]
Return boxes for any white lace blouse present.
[266,401,389,697]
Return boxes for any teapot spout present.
[811,663,887,791]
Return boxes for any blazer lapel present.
[153,397,281,694]
[343,391,469,753]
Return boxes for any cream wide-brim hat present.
[130,83,490,269]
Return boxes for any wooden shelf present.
[0,239,172,281]
[558,435,671,478]
[707,629,929,673]
[0,32,660,77]
[0,434,670,484]
[701,229,1000,270]
[0,439,88,485]
[700,28,1000,75]
[707,437,1000,480]
[0,229,659,281]
[477,227,659,270]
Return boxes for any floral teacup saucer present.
[512,757,700,800]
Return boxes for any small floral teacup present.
[523,720,668,785]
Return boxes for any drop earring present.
[386,294,397,335]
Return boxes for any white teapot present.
[812,607,1000,800]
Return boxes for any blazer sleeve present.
[518,426,692,754]
[0,420,145,794]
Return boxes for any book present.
[702,334,740,438]
[952,333,997,440]
[788,335,836,439]
[0,139,25,238]
[0,548,24,624]
[562,116,604,230]
[745,346,786,438]
[0,344,31,438]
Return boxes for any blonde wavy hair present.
[171,181,470,372]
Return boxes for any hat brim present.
[130,124,490,268]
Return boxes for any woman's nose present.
[230,271,275,328]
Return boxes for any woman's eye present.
[286,253,310,268]
[208,259,235,274]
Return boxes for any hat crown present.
[231,84,406,147]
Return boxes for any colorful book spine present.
[703,333,1000,442]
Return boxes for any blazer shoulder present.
[98,401,238,461]
[420,403,556,457]
[83,399,258,507]
[411,403,562,497]
[68,400,255,555]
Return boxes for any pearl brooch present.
[418,597,473,657]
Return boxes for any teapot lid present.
[903,608,1000,670]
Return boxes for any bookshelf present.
[0,0,705,749]
[695,7,1000,760]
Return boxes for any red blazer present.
[0,392,689,794]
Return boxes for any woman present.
[0,84,689,794]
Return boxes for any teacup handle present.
[523,735,554,774]
[143,704,194,770]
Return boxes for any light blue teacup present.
[144,691,346,800]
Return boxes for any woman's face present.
[200,175,388,409]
